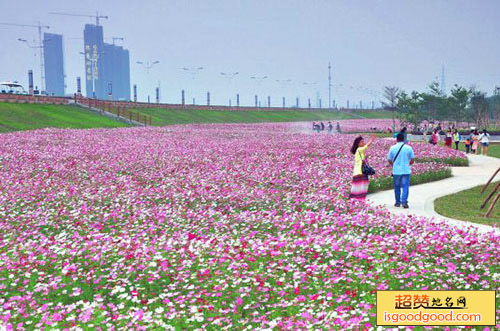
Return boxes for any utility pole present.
[207,91,210,106]
[328,62,332,108]
[2,22,50,91]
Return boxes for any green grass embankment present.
[0,103,129,133]
[131,107,393,126]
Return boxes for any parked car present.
[0,81,28,94]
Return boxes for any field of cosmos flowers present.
[0,122,498,330]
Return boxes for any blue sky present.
[1,0,499,106]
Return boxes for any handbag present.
[360,150,376,176]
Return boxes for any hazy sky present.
[1,0,499,107]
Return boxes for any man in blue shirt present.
[387,133,415,208]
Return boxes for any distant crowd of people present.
[312,121,341,133]
[425,128,490,156]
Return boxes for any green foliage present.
[394,82,499,127]
[368,169,452,193]
[396,90,422,127]
[415,157,469,167]
[470,89,490,128]
[449,84,471,124]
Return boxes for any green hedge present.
[415,157,468,167]
[368,169,452,193]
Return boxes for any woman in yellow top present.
[349,134,377,200]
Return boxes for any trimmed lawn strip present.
[440,141,500,159]
[434,182,500,226]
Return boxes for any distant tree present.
[448,84,471,124]
[382,86,401,131]
[397,90,422,128]
[492,86,500,126]
[470,89,489,129]
[419,80,453,122]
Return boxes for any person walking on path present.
[452,129,460,150]
[445,129,453,148]
[393,127,409,143]
[387,133,415,208]
[349,134,377,201]
[471,130,480,154]
[464,130,472,154]
[431,129,439,145]
[479,129,490,156]
[328,121,333,132]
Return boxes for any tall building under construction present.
[43,33,65,96]
[83,24,130,100]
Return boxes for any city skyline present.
[1,0,499,106]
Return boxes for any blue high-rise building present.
[83,24,104,99]
[83,24,131,100]
[43,33,65,96]
[102,43,131,101]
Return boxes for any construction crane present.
[67,37,124,45]
[0,22,50,92]
[49,11,108,26]
[111,37,124,45]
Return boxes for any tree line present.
[382,82,500,130]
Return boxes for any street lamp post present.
[136,60,159,102]
[221,71,239,107]
[182,66,204,79]
[136,60,159,74]
[251,75,267,109]
[181,66,203,106]
[18,37,51,93]
[276,79,292,109]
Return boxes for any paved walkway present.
[368,154,500,234]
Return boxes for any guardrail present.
[0,93,70,104]
[74,95,152,126]
[1,92,386,113]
